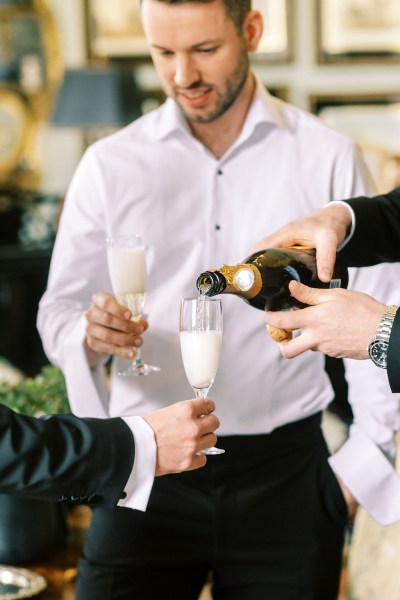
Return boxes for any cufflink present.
[120,491,127,500]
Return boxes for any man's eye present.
[199,47,216,54]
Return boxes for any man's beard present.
[176,46,250,124]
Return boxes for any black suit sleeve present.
[338,187,400,392]
[339,187,400,266]
[0,406,135,507]
[388,311,400,393]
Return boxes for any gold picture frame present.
[0,0,63,189]
[0,87,40,189]
[0,89,32,172]
[310,92,400,191]
[253,0,294,63]
[0,0,63,119]
[86,0,294,62]
[86,0,148,59]
[316,0,400,64]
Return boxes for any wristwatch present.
[367,305,399,369]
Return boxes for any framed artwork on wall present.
[0,0,63,190]
[86,0,148,58]
[310,92,400,191]
[252,0,294,63]
[86,0,294,62]
[266,86,290,102]
[316,0,400,63]
[0,12,45,85]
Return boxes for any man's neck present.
[188,73,256,159]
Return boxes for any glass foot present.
[200,446,225,455]
[118,363,161,377]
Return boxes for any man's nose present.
[173,56,199,87]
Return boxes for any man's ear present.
[243,10,263,53]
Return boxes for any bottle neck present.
[197,264,262,299]
[196,271,227,296]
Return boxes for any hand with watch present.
[264,283,399,365]
[367,305,399,369]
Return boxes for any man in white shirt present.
[38,0,400,598]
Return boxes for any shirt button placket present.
[214,168,223,232]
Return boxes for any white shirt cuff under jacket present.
[325,200,356,251]
[118,416,156,511]
[329,427,400,526]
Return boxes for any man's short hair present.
[142,0,251,32]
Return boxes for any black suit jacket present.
[339,187,400,392]
[0,406,134,507]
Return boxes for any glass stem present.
[194,388,209,399]
[134,347,144,367]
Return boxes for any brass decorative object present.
[0,0,64,189]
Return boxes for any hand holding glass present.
[106,234,160,376]
[180,298,224,455]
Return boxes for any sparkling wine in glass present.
[107,234,160,376]
[180,297,224,455]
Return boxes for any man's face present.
[141,0,250,123]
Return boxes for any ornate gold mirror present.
[0,0,63,189]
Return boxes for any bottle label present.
[329,279,342,289]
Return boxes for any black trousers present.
[77,413,348,600]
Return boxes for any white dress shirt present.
[38,77,400,523]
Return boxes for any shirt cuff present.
[117,416,156,511]
[324,200,356,251]
[329,427,400,526]
[64,315,110,418]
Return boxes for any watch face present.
[369,340,389,369]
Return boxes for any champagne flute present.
[106,234,160,376]
[180,297,224,455]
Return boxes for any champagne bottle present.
[196,247,348,341]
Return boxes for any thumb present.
[288,281,324,306]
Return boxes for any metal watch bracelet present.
[376,305,399,343]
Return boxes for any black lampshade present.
[51,67,143,127]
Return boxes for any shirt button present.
[217,169,223,175]
[215,224,221,231]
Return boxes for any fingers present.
[265,308,303,334]
[86,320,145,358]
[277,333,316,359]
[197,431,218,454]
[191,398,216,417]
[91,292,132,321]
[314,231,339,282]
[86,331,138,360]
[85,292,148,358]
[144,398,222,476]
[197,413,221,439]
[288,281,327,306]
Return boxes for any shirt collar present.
[148,71,288,142]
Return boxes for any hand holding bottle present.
[197,246,348,342]
[265,282,386,360]
[250,203,353,282]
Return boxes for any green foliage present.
[0,364,70,417]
